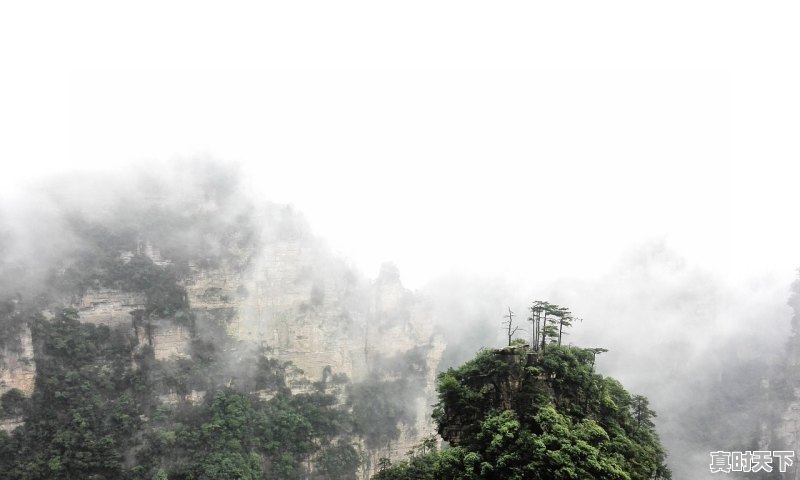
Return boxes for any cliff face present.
[0,325,36,397]
[0,161,449,480]
[188,229,446,473]
[742,279,800,477]
[0,324,35,434]
[766,286,800,460]
[0,208,445,475]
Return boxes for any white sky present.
[1,2,799,289]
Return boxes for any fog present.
[0,161,796,478]
[3,4,800,477]
[425,241,795,478]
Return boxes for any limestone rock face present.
[0,206,446,473]
[774,388,800,450]
[134,320,192,361]
[184,236,447,473]
[214,237,445,472]
[764,292,800,457]
[756,293,800,465]
[0,325,36,397]
[77,288,146,327]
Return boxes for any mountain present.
[0,163,443,479]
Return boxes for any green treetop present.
[377,301,671,480]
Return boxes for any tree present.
[0,388,26,418]
[631,395,657,433]
[529,301,551,350]
[1,308,140,479]
[530,301,562,351]
[529,302,581,351]
[316,441,360,480]
[551,305,574,346]
[418,434,438,456]
[417,337,671,480]
[502,307,521,346]
[377,457,392,472]
[540,304,560,351]
[585,347,609,371]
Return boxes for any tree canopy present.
[376,327,671,479]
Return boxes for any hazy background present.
[2,2,800,478]
[1,2,799,291]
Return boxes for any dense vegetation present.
[0,219,401,479]
[2,243,674,480]
[348,347,431,451]
[375,342,671,480]
[0,178,418,478]
[0,244,673,480]
[0,167,673,479]
[0,306,364,479]
[0,297,26,353]
[0,172,369,479]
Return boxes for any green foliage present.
[1,388,27,418]
[384,343,671,480]
[49,183,260,317]
[0,297,25,353]
[115,255,188,318]
[0,167,380,479]
[528,301,577,351]
[1,182,674,480]
[167,389,265,480]
[349,377,415,450]
[133,365,356,480]
[194,452,262,480]
[316,441,360,479]
[51,222,191,320]
[0,309,140,479]
[0,304,363,480]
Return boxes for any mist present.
[1,161,795,478]
[0,163,453,478]
[424,241,795,478]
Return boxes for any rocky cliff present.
[0,328,35,398]
[0,200,445,477]
[764,280,800,465]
